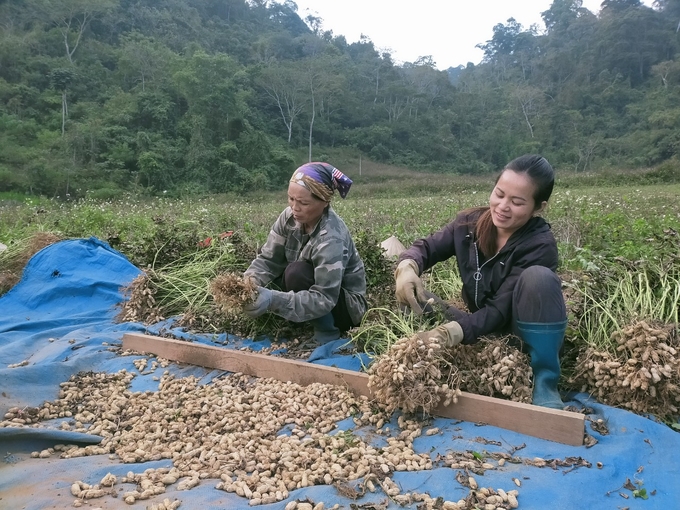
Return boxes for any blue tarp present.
[1,238,679,509]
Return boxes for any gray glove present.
[243,273,260,287]
[415,321,464,348]
[395,259,426,314]
[243,287,272,318]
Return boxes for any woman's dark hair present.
[505,154,555,204]
[472,154,555,257]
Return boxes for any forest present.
[1,0,679,198]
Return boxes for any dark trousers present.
[510,265,567,327]
[281,261,355,333]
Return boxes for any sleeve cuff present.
[441,320,464,344]
[395,258,419,277]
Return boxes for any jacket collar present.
[502,216,549,252]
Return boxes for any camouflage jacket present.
[244,206,368,324]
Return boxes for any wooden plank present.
[123,332,370,396]
[122,332,585,446]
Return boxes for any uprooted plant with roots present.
[367,333,463,415]
[367,333,533,415]
[116,272,164,324]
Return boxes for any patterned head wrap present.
[289,162,353,202]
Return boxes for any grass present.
[3,163,679,259]
[2,162,679,349]
[565,236,680,352]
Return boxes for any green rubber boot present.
[311,312,340,343]
[516,320,567,409]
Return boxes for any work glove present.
[395,259,426,314]
[415,321,464,348]
[243,286,272,318]
[243,274,260,288]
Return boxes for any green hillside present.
[1,0,679,198]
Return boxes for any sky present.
[292,0,656,70]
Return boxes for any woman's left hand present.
[415,321,464,348]
[243,287,272,318]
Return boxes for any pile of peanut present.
[2,367,524,509]
[456,340,532,403]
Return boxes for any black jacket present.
[399,209,559,344]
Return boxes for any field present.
[1,160,680,426]
[2,160,678,260]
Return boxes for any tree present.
[512,84,544,138]
[399,58,449,120]
[651,60,680,88]
[601,0,643,13]
[173,50,246,187]
[299,56,347,160]
[252,32,299,64]
[174,50,245,145]
[653,0,680,31]
[257,61,307,144]
[542,0,586,33]
[476,19,540,83]
[267,0,311,37]
[595,4,669,84]
[538,6,598,87]
[117,32,178,92]
[49,67,76,135]
[477,18,525,62]
[36,0,117,63]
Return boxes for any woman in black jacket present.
[395,154,567,409]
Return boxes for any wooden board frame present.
[122,333,585,446]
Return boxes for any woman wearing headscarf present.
[243,162,368,343]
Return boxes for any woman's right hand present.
[243,287,272,318]
[394,259,426,314]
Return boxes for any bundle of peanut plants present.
[357,305,533,414]
[565,230,680,423]
[117,238,244,331]
[210,272,258,313]
[206,272,300,340]
[0,231,62,294]
[367,332,463,414]
[569,321,679,421]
